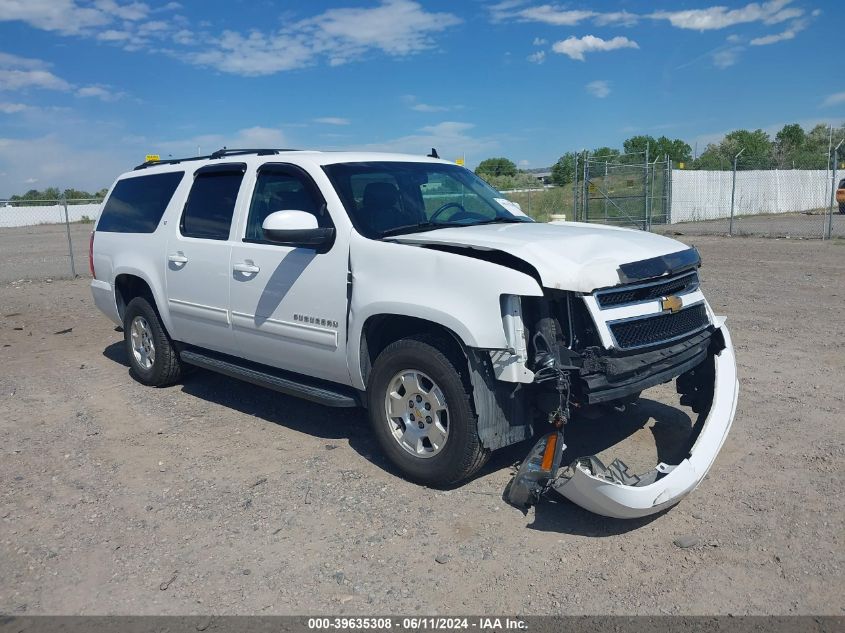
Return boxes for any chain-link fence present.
[0,198,102,283]
[666,160,843,239]
[503,148,844,240]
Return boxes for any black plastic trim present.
[180,348,360,408]
[617,247,701,284]
[578,328,713,404]
[195,162,247,175]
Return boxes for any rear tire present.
[838,202,844,215]
[366,337,489,487]
[123,296,183,387]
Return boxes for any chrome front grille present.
[595,270,699,308]
[587,267,711,351]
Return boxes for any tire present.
[366,337,489,487]
[123,296,183,387]
[839,202,845,215]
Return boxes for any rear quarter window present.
[97,172,184,233]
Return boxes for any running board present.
[180,349,359,408]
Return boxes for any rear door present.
[228,163,351,384]
[165,163,246,354]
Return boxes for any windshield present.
[322,161,533,238]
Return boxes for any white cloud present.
[402,95,459,113]
[313,117,350,125]
[820,92,845,108]
[651,0,802,31]
[76,85,124,101]
[0,102,29,113]
[186,0,461,76]
[0,69,72,91]
[516,6,595,26]
[594,11,639,27]
[93,0,150,21]
[532,37,547,46]
[527,50,546,64]
[0,52,48,70]
[489,4,637,27]
[552,35,639,61]
[301,0,461,56]
[712,47,743,68]
[97,29,131,41]
[355,121,498,161]
[0,0,110,34]
[0,1,461,77]
[586,80,611,98]
[0,134,134,194]
[151,126,290,158]
[412,103,450,112]
[750,17,809,45]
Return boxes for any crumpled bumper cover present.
[507,321,738,519]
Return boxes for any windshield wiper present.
[380,216,529,238]
[472,217,532,225]
[380,221,447,237]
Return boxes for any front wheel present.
[366,337,489,487]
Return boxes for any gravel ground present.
[0,235,842,616]
[0,223,92,283]
[656,211,845,239]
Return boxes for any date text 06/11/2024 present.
[307,617,528,630]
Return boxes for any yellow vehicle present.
[837,178,845,214]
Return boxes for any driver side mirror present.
[261,210,335,249]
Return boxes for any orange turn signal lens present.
[540,433,558,472]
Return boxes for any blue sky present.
[0,0,842,195]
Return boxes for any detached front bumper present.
[507,321,738,519]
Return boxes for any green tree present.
[622,135,691,163]
[693,129,774,170]
[475,157,517,178]
[591,146,621,160]
[774,123,805,168]
[622,135,655,160]
[550,152,577,186]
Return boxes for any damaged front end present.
[504,249,739,519]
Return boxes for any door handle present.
[233,261,260,274]
[168,253,188,264]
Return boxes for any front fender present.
[347,233,542,390]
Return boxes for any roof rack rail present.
[133,155,210,170]
[208,147,299,159]
[133,147,300,171]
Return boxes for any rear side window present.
[839,179,845,189]
[97,172,183,233]
[180,166,245,240]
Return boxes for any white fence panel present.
[0,203,101,228]
[670,169,831,224]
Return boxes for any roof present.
[132,148,451,172]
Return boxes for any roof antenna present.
[427,147,439,159]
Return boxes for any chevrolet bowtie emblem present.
[661,295,683,313]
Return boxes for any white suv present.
[90,148,738,518]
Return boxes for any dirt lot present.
[0,236,843,616]
[0,223,92,284]
[659,211,845,239]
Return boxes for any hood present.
[388,221,690,293]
